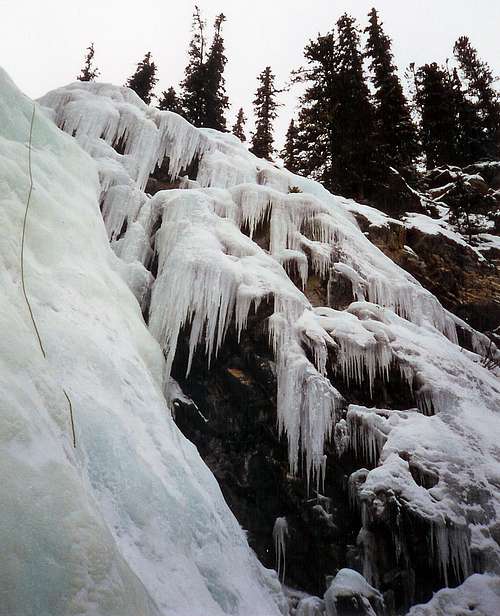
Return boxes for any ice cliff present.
[0,69,285,616]
[1,68,499,615]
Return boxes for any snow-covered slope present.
[0,68,285,616]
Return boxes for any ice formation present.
[35,77,500,608]
[273,517,289,583]
[295,596,325,616]
[0,68,287,616]
[324,568,384,616]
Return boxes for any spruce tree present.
[204,13,229,130]
[365,8,419,178]
[250,67,281,160]
[450,68,485,165]
[293,32,337,188]
[232,108,247,142]
[157,87,182,114]
[330,14,377,198]
[281,119,300,173]
[414,63,459,168]
[77,43,100,82]
[453,36,500,158]
[126,52,158,105]
[181,6,206,126]
[180,7,229,130]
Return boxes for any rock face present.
[170,305,358,596]
[352,210,500,335]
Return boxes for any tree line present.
[78,6,500,203]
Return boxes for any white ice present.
[36,77,500,605]
[0,68,286,616]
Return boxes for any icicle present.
[273,517,288,583]
[346,407,390,466]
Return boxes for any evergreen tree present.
[250,66,281,160]
[77,43,100,82]
[295,15,378,198]
[126,52,158,105]
[204,13,229,130]
[450,68,485,164]
[414,63,459,168]
[180,7,229,130]
[181,6,206,126]
[293,32,337,188]
[365,8,420,177]
[453,36,500,158]
[330,14,378,198]
[157,87,182,114]
[232,108,247,142]
[281,119,300,173]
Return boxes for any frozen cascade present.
[146,186,341,481]
[37,79,500,596]
[0,68,287,616]
[40,81,470,346]
[273,517,289,583]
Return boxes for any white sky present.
[1,0,499,148]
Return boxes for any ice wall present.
[0,68,286,616]
[37,78,500,605]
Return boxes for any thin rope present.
[21,103,77,448]
[63,389,77,448]
[21,105,46,358]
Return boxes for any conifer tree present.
[453,36,500,158]
[157,87,182,114]
[331,14,378,198]
[281,119,300,173]
[295,15,378,198]
[365,8,419,177]
[293,32,337,188]
[450,68,485,165]
[77,43,100,82]
[126,52,158,105]
[180,7,229,130]
[250,67,281,160]
[181,5,206,126]
[232,108,247,142]
[204,13,229,130]
[414,63,460,168]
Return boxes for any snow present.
[407,574,500,616]
[34,76,500,611]
[475,233,500,254]
[404,212,486,260]
[324,568,383,616]
[0,68,285,616]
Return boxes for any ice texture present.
[36,77,500,609]
[0,68,286,616]
[273,517,289,583]
[324,568,383,616]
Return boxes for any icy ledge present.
[0,67,286,616]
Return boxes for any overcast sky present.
[1,0,500,148]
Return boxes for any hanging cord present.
[21,103,77,448]
[21,105,46,358]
